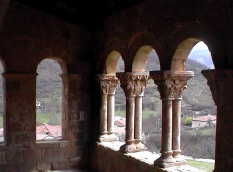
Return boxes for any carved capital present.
[202,69,233,80]
[150,70,194,99]
[97,74,119,95]
[117,72,149,97]
[202,69,233,106]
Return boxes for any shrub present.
[183,117,192,126]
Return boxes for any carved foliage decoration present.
[117,73,149,97]
[201,69,233,106]
[150,71,194,99]
[98,74,119,95]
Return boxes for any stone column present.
[117,72,149,153]
[150,70,193,168]
[171,72,193,163]
[98,74,119,141]
[202,69,233,172]
[134,74,149,151]
[3,73,37,145]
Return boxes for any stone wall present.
[0,1,92,171]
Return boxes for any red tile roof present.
[192,114,216,122]
[36,123,61,140]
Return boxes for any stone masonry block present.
[59,141,70,148]
[51,160,69,170]
[53,141,60,148]
[14,133,30,144]
[69,156,82,168]
[2,164,18,172]
[41,149,54,159]
[64,147,77,159]
[37,160,51,171]
[36,141,54,149]
[18,161,36,172]
[0,152,5,163]
[24,149,41,161]
[6,149,23,163]
[53,148,63,158]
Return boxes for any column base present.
[108,133,119,141]
[173,154,187,165]
[135,142,148,152]
[120,143,136,153]
[98,134,119,142]
[154,152,176,168]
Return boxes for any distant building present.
[36,100,41,109]
[0,128,3,142]
[36,123,61,140]
[114,116,126,135]
[192,114,216,128]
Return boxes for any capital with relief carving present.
[117,72,149,97]
[97,74,119,95]
[150,70,194,100]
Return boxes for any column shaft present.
[107,94,115,135]
[172,99,182,158]
[100,94,108,136]
[134,96,142,143]
[125,96,135,143]
[161,99,173,154]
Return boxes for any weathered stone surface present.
[51,160,70,170]
[23,149,41,161]
[37,160,51,171]
[18,161,37,172]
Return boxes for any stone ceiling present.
[15,0,146,29]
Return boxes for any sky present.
[193,41,209,50]
[189,41,214,69]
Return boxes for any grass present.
[115,110,157,118]
[36,113,50,124]
[187,159,214,172]
[0,115,2,128]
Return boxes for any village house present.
[192,114,216,128]
[36,123,61,141]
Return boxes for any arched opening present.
[137,48,162,152]
[132,45,154,72]
[36,59,63,141]
[173,39,216,170]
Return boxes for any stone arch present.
[101,38,125,74]
[128,31,162,72]
[161,22,224,70]
[33,48,70,74]
[132,45,154,72]
[105,51,122,74]
[171,38,201,70]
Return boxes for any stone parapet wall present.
[91,142,203,172]
[0,141,82,171]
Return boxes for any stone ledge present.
[36,140,71,149]
[91,141,205,172]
